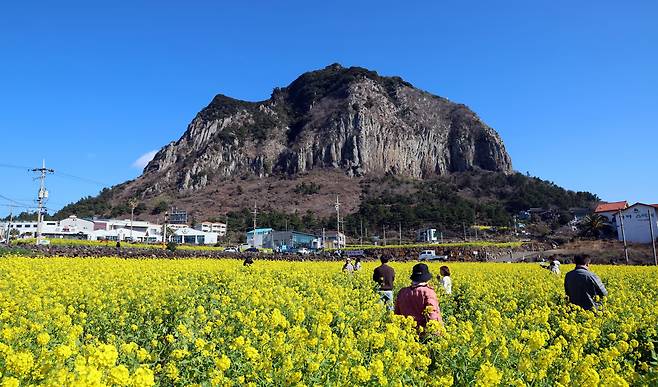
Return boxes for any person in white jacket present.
[439,265,452,295]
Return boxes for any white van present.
[419,250,448,261]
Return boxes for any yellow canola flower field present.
[0,257,657,386]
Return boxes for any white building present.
[1,220,79,239]
[171,227,218,245]
[92,228,148,242]
[1,215,165,243]
[614,203,658,244]
[167,224,189,231]
[59,216,95,234]
[246,228,272,248]
[323,231,346,249]
[417,228,438,243]
[194,221,227,236]
[91,218,163,242]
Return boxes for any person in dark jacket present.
[373,255,395,310]
[564,254,608,310]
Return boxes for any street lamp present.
[129,198,138,242]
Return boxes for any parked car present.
[418,250,448,261]
[297,247,310,255]
[223,247,238,253]
[244,247,259,253]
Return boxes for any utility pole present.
[649,209,657,266]
[334,196,341,248]
[129,198,138,242]
[334,196,341,234]
[31,160,54,245]
[399,222,402,245]
[252,201,258,232]
[322,227,325,249]
[462,221,467,241]
[5,206,14,245]
[383,224,387,246]
[360,218,363,246]
[163,211,169,245]
[225,214,230,246]
[618,210,629,264]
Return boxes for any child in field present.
[439,266,452,295]
[550,257,561,275]
[354,257,362,271]
[342,258,354,273]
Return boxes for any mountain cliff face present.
[141,64,512,194]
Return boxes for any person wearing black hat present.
[394,263,442,329]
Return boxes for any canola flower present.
[0,257,657,386]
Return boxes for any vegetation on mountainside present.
[41,171,597,244]
[222,172,598,241]
[54,187,116,219]
[342,172,597,235]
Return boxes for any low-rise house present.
[92,228,148,242]
[246,228,273,248]
[194,222,227,236]
[2,220,84,239]
[267,230,318,252]
[323,231,346,249]
[171,227,218,245]
[569,208,591,222]
[59,215,95,234]
[417,228,438,243]
[594,201,629,222]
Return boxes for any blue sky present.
[1,0,656,217]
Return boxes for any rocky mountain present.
[57,64,528,224]
[141,63,512,195]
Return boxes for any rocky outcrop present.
[142,64,512,193]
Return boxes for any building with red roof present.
[594,201,628,214]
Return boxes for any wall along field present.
[0,258,657,386]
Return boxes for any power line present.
[0,194,33,208]
[0,163,31,170]
[52,172,108,187]
[0,162,108,187]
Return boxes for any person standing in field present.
[439,265,452,295]
[372,255,395,310]
[550,257,561,275]
[354,257,362,271]
[564,254,608,310]
[395,263,442,328]
[342,258,354,273]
